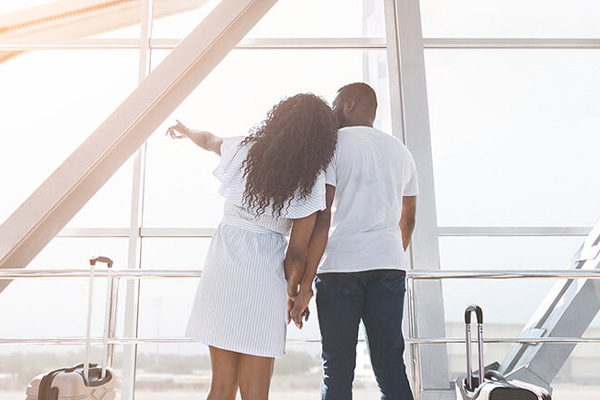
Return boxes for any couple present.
[167,83,418,400]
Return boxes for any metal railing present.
[1,267,600,395]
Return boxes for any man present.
[291,82,418,399]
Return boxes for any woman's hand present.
[290,288,313,329]
[166,120,191,139]
[287,294,295,325]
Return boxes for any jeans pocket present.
[382,270,406,294]
[316,273,360,297]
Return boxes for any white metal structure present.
[498,220,600,392]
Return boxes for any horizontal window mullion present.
[0,37,387,51]
[438,227,592,237]
[424,38,600,49]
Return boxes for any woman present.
[166,93,337,400]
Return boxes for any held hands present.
[287,288,313,329]
[166,120,191,139]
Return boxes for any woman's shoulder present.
[220,135,247,155]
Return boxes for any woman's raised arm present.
[166,120,223,155]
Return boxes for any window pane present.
[439,279,555,338]
[141,238,211,269]
[246,0,385,39]
[0,1,57,15]
[152,0,386,39]
[439,237,583,270]
[0,50,138,227]
[439,237,600,355]
[438,237,585,337]
[138,238,212,339]
[425,50,600,227]
[138,278,198,339]
[143,49,391,228]
[0,1,142,40]
[0,238,127,338]
[28,237,129,269]
[420,0,600,38]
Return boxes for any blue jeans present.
[316,269,414,400]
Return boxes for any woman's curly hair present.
[241,93,338,217]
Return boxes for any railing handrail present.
[2,336,600,346]
[1,268,600,279]
[2,268,600,353]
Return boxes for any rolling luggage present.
[456,305,551,400]
[25,256,117,400]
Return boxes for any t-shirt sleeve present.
[404,153,419,196]
[325,153,337,187]
[213,136,245,183]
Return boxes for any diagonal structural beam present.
[0,0,279,293]
[0,0,209,63]
[498,219,600,392]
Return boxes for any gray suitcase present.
[455,305,551,400]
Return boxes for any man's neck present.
[339,120,373,129]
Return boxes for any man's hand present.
[290,288,313,329]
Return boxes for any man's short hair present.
[335,82,378,113]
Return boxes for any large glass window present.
[425,50,600,227]
[152,0,386,39]
[420,0,600,38]
[4,1,599,399]
[143,48,391,229]
[422,3,600,396]
[0,50,138,226]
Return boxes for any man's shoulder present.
[337,126,408,152]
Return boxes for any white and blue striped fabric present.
[186,136,327,358]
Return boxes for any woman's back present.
[216,136,328,236]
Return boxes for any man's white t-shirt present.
[319,126,419,273]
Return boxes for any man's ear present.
[344,98,356,114]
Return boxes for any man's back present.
[320,126,418,273]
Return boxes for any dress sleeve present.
[213,136,246,183]
[281,171,328,219]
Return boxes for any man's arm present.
[285,212,318,298]
[290,184,335,327]
[399,196,417,251]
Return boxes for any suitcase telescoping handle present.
[84,256,114,383]
[464,304,485,391]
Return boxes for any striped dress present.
[186,136,327,357]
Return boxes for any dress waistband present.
[221,215,283,235]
